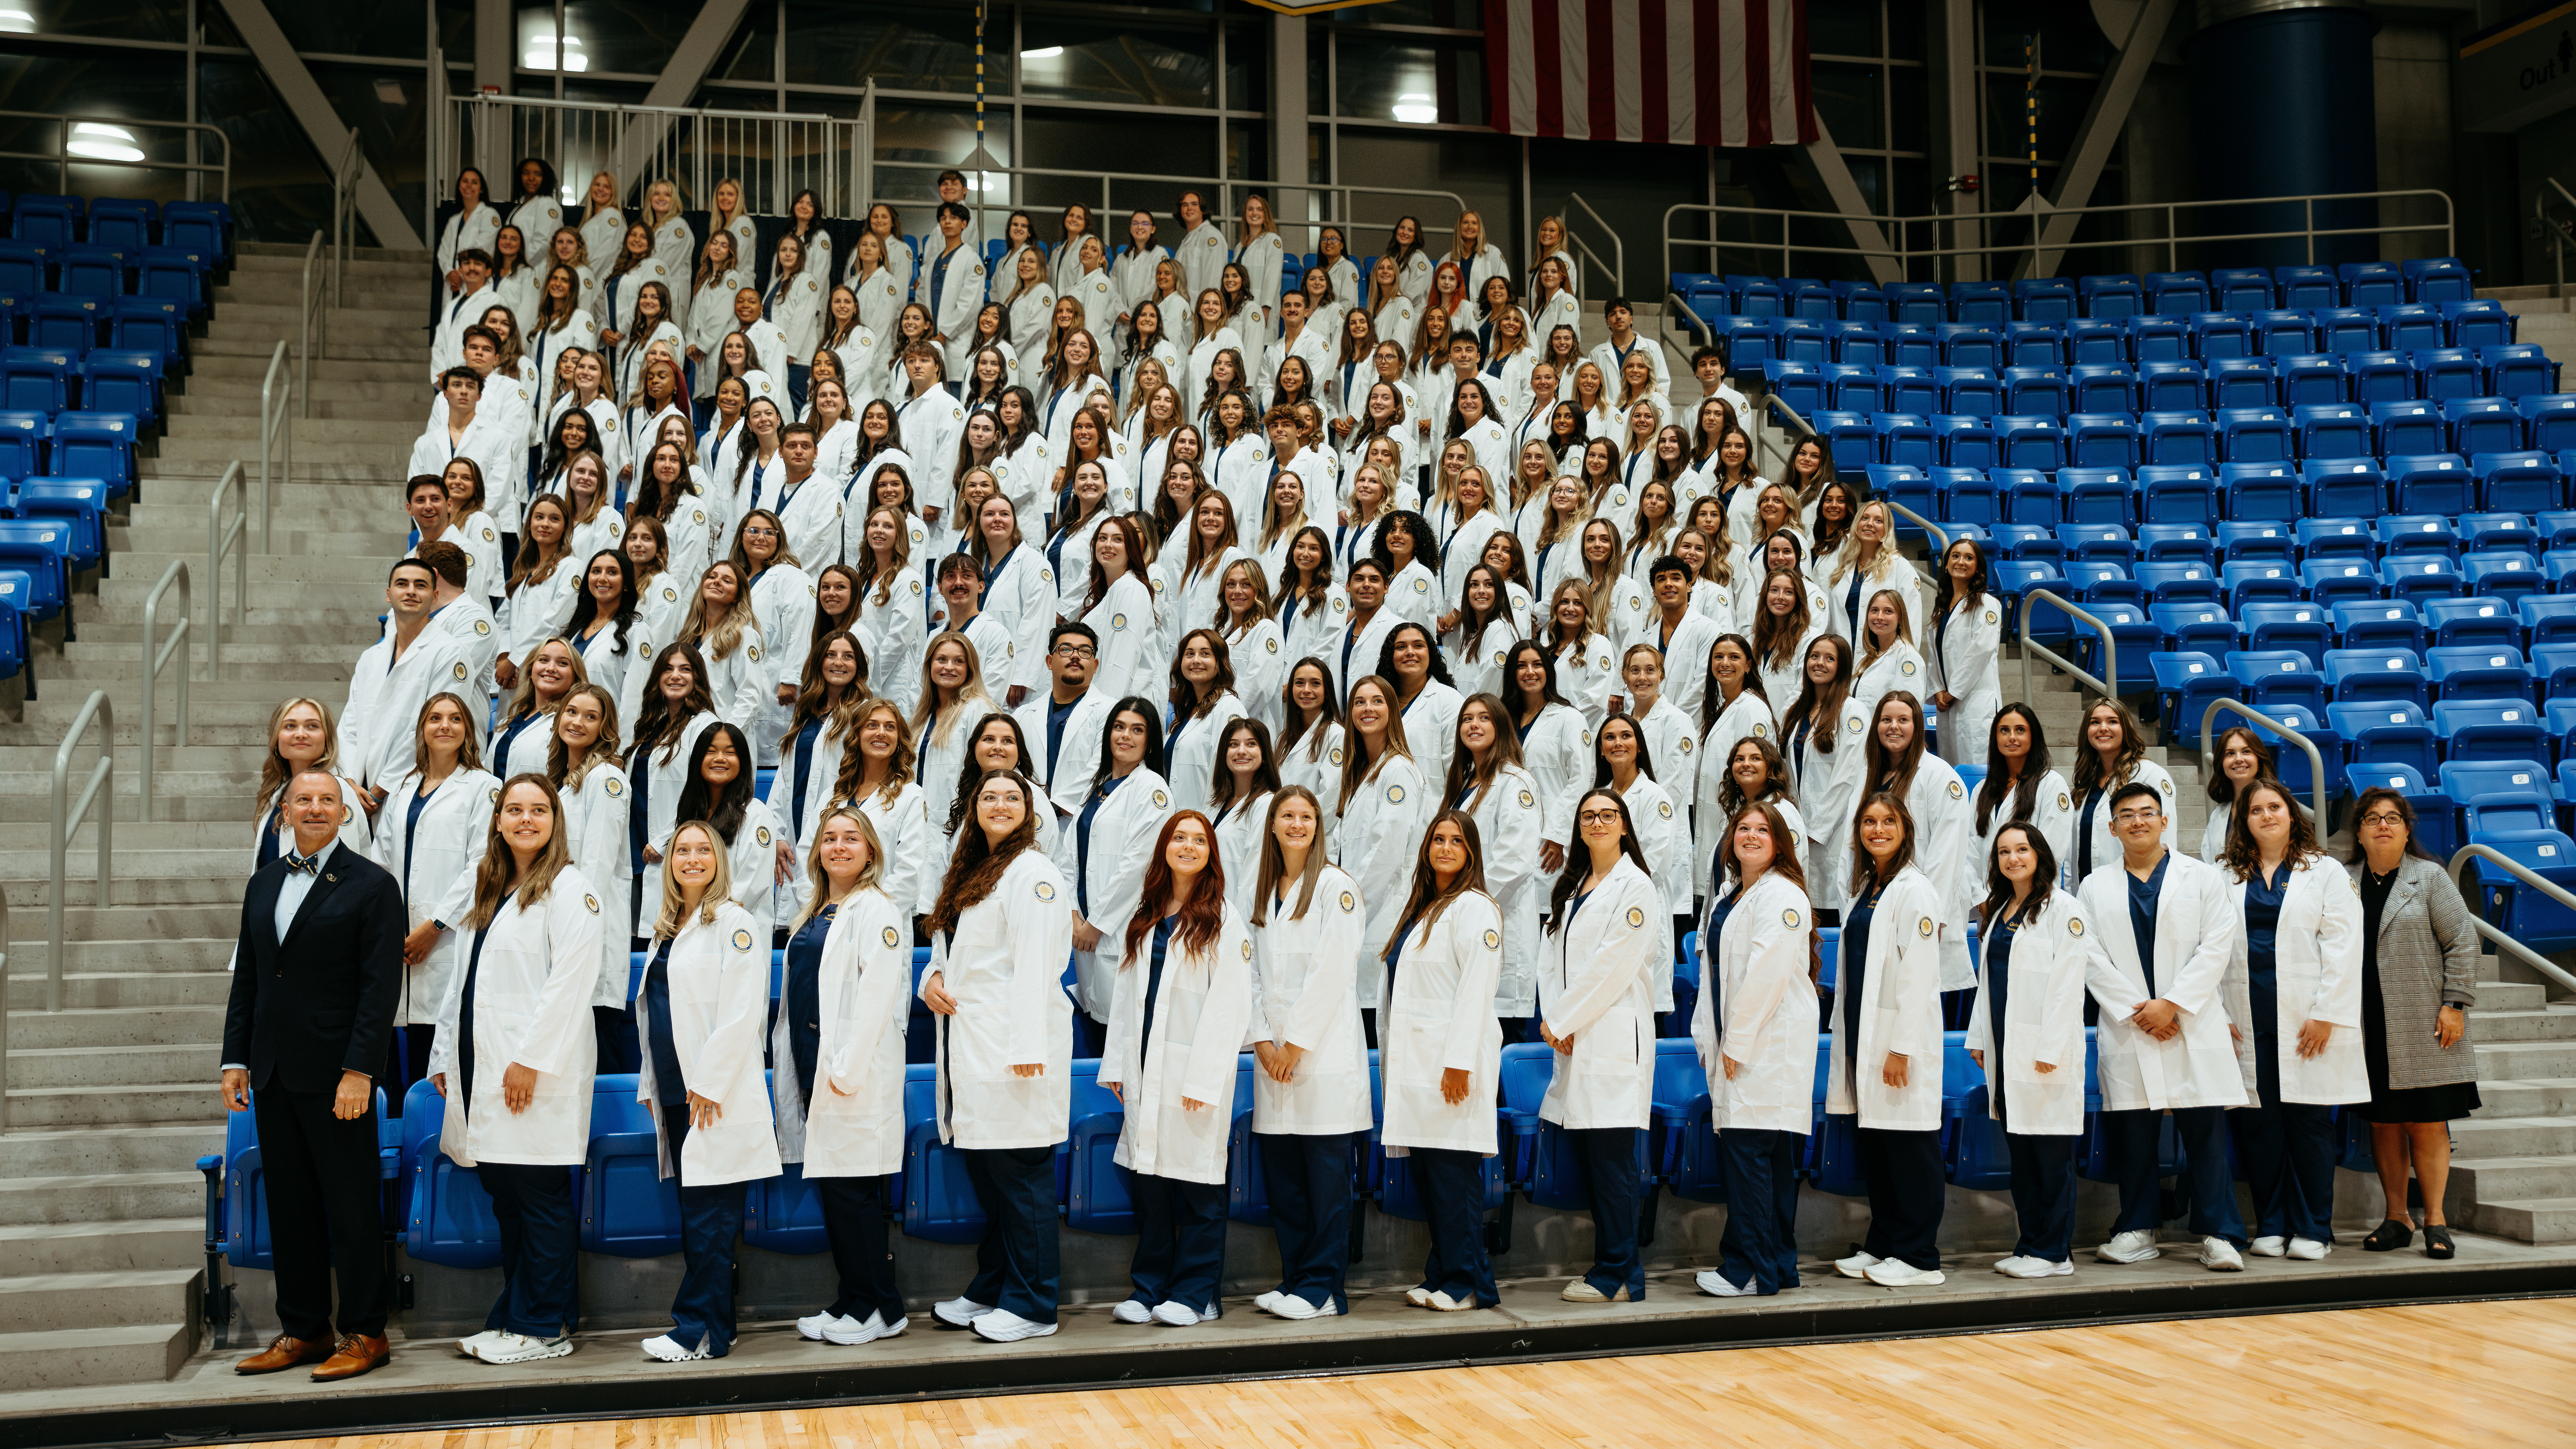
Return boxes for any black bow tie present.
[284,851,321,876]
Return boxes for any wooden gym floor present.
[224,1297,2575,1449]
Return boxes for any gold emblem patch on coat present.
[1783,908,1801,927]
[1482,928,1500,949]
[2069,917,2085,937]
[1035,881,1056,902]
[1947,780,1964,799]
[1387,784,1404,803]
[1152,789,1168,807]
[1626,906,1646,928]
[732,929,754,949]
[1918,916,1934,937]
[883,926,902,947]
[584,894,601,914]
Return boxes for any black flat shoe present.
[2424,1224,2455,1259]
[2361,1218,2414,1252]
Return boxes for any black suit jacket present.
[222,845,408,1094]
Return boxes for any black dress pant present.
[252,1084,390,1341]
[1854,1125,1947,1271]
[816,1173,906,1326]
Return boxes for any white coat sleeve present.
[517,881,606,1077]
[770,586,815,690]
[1180,918,1255,1108]
[699,914,771,1106]
[2040,900,2102,1074]
[1544,878,1656,1039]
[1086,787,1171,945]
[1483,774,1543,922]
[2167,869,2236,1020]
[1720,895,1803,1052]
[823,904,910,1097]
[427,790,495,932]
[2307,865,2364,1030]
[1007,868,1075,1067]
[1439,900,1505,1074]
[1283,878,1365,1052]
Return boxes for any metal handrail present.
[209,462,246,673]
[0,110,231,202]
[330,129,361,308]
[2198,698,2329,829]
[2018,588,2116,705]
[1883,500,1950,556]
[1661,187,2455,284]
[296,230,321,424]
[2447,845,2576,996]
[48,691,113,1015]
[1560,192,1624,299]
[259,339,291,550]
[139,561,190,824]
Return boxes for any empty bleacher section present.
[0,183,424,1387]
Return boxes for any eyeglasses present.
[1053,645,1097,658]
[1577,809,1622,826]
[2112,808,2163,824]
[2359,812,2408,827]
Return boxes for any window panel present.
[784,3,983,95]
[1812,62,1884,151]
[0,47,190,198]
[1809,0,1879,58]
[529,1,702,81]
[265,0,429,60]
[0,0,183,44]
[1017,20,1212,109]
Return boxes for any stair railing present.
[2447,845,2576,997]
[2198,698,2328,829]
[48,691,114,1015]
[209,462,247,674]
[260,339,291,551]
[139,560,191,824]
[2017,589,2115,706]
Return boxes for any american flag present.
[1485,0,1817,148]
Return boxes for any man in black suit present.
[220,769,407,1380]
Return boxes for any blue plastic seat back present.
[1064,1057,1135,1234]
[578,1074,681,1256]
[900,1060,988,1242]
[400,1078,506,1268]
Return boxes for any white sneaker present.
[797,1311,855,1341]
[822,1313,887,1346]
[640,1334,710,1362]
[1152,1300,1217,1326]
[1995,1256,2073,1280]
[932,1296,996,1329]
[1695,1269,1753,1297]
[1404,1286,1433,1308]
[1428,1290,1483,1311]
[478,1331,573,1364]
[2248,1235,2287,1258]
[457,1329,505,1359]
[972,1309,1059,1343]
[2200,1237,2246,1272]
[1560,1279,1608,1302]
[1863,1259,1947,1287]
[1110,1300,1155,1325]
[1253,1291,1284,1315]
[2287,1236,2330,1261]
[2095,1229,2161,1264]
[875,1314,910,1340]
[1833,1251,1882,1280]
[1270,1296,1339,1320]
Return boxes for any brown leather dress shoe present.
[309,1333,392,1381]
[237,1335,332,1374]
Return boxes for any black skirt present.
[2358,932,2481,1125]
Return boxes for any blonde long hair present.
[681,559,758,661]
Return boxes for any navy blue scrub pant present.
[960,1144,1061,1324]
[660,1104,748,1355]
[1855,1125,1947,1271]
[1257,1130,1354,1311]
[1716,1127,1802,1294]
[1127,1173,1228,1315]
[2103,1105,2246,1246]
[1573,1127,1647,1298]
[1994,1085,2078,1263]
[816,1173,906,1326]
[2240,1034,2339,1243]
[1409,1147,1498,1307]
[475,1160,578,1337]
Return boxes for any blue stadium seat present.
[2326,648,2429,707]
[1836,281,1890,323]
[0,410,41,476]
[2305,460,2387,515]
[2152,652,2233,747]
[14,478,109,575]
[0,347,70,412]
[2277,353,2348,406]
[1764,359,1823,416]
[2466,828,2576,950]
[2068,364,2133,412]
[1887,282,1944,325]
[75,350,159,428]
[398,1078,502,1268]
[2066,559,2137,606]
[2001,366,2067,416]
[2192,312,2252,361]
[1777,320,1831,364]
[2434,700,2550,762]
[2126,313,2188,363]
[2251,703,2342,797]
[2311,305,2377,353]
[1995,415,2066,472]
[2136,560,2220,605]
[55,246,126,298]
[0,520,73,634]
[107,297,184,362]
[2239,599,2331,665]
[2137,521,2214,563]
[1933,465,1998,525]
[2379,304,2447,352]
[50,413,134,489]
[2067,413,2140,469]
[578,1074,680,1255]
[2477,451,2565,513]
[2215,519,2294,564]
[2217,407,2292,464]
[0,240,45,296]
[2525,596,2576,649]
[2378,512,2461,561]
[2446,396,2523,456]
[2409,259,2476,305]
[2374,400,2444,455]
[2426,596,2521,650]
[2208,356,2275,406]
[2057,521,2135,564]
[1064,1057,1136,1234]
[1826,362,1882,412]
[1878,364,1939,414]
[1936,366,2001,417]
[2003,322,2060,368]
[26,295,99,353]
[2342,262,2406,308]
[161,201,232,257]
[2428,645,2535,704]
[2484,344,2557,400]
[2135,359,2204,411]
[2210,268,2273,313]
[2350,351,2414,403]
[2147,271,2210,317]
[2520,394,2576,452]
[2302,558,2381,609]
[1954,282,2011,325]
[2228,648,2327,715]
[2292,402,2369,461]
[2330,700,2439,776]
[2414,347,2485,401]
[2384,555,2466,609]
[2152,600,2234,653]
[2141,410,2215,467]
[2220,561,2301,613]
[902,1060,987,1242]
[2057,466,2131,525]
[9,196,77,250]
[2298,515,2376,560]
[2252,310,2315,358]
[2080,273,2144,320]
[2465,552,2548,609]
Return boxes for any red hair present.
[1121,810,1228,965]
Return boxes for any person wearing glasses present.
[2075,782,2249,1272]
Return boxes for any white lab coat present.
[1248,864,1373,1135]
[1616,773,1688,1000]
[556,763,632,1006]
[1930,593,2003,767]
[850,563,927,717]
[638,901,784,1185]
[1971,769,2076,898]
[1012,686,1115,824]
[1102,903,1255,1185]
[766,268,826,368]
[1691,871,1816,1135]
[741,563,816,764]
[1079,572,1157,702]
[1164,692,1247,817]
[2223,856,2368,1105]
[1334,753,1435,1007]
[1537,855,1661,1131]
[1786,694,1872,913]
[1398,679,1463,788]
[497,562,582,675]
[1836,757,1976,991]
[926,849,1075,1150]
[1964,887,2099,1137]
[372,768,502,1030]
[1554,631,1622,730]
[1518,701,1592,851]
[773,884,912,1177]
[1064,768,1175,1023]
[430,868,603,1167]
[2070,759,2179,885]
[844,782,933,936]
[1459,764,1546,1017]
[1823,864,1945,1131]
[696,631,769,735]
[1849,641,1927,728]
[626,711,719,912]
[1380,889,1505,1157]
[2076,850,2248,1112]
[1753,625,1827,716]
[1692,689,1780,903]
[1275,722,1346,853]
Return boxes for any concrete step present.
[2472,1078,2576,1119]
[2448,1115,2576,1160]
[156,415,421,446]
[180,352,422,385]
[2465,1007,2576,1043]
[0,1321,194,1389]
[0,1269,199,1332]
[2,876,247,908]
[0,789,263,824]
[0,1218,200,1276]
[0,1126,222,1178]
[2462,1195,2576,1244]
[7,1007,227,1052]
[2,1084,225,1129]
[102,551,405,587]
[2476,1039,2576,1081]
[7,1046,222,1089]
[190,334,424,365]
[6,934,237,974]
[2449,1154,2576,1203]
[0,972,234,1010]
[0,1175,204,1227]
[2477,980,2554,1012]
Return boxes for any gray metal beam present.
[613,0,754,201]
[213,0,422,250]
[474,0,512,96]
[1934,0,1982,282]
[2029,0,2178,277]
[1801,116,1904,285]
